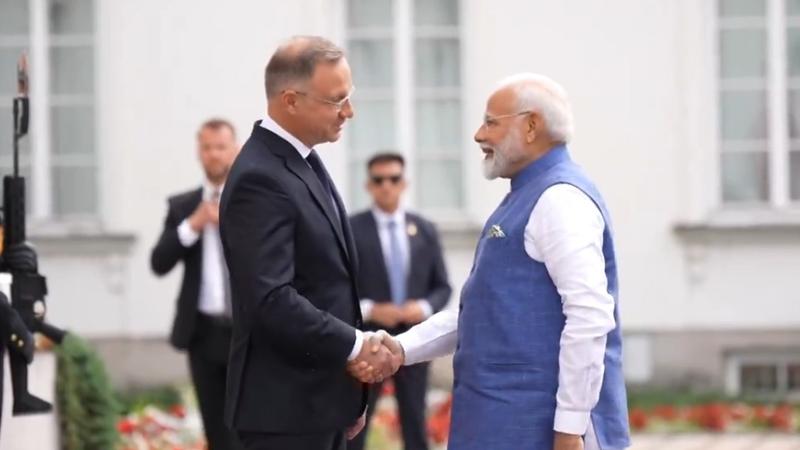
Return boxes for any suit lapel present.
[282,155,351,262]
[405,213,423,290]
[186,188,204,255]
[331,182,356,267]
[255,123,353,268]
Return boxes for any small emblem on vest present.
[487,224,505,238]
[407,222,418,237]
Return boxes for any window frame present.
[725,351,800,399]
[343,0,466,217]
[0,0,98,224]
[715,0,794,209]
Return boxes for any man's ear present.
[526,113,540,144]
[282,91,299,114]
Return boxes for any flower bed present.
[116,385,206,450]
[117,404,206,450]
[629,402,799,433]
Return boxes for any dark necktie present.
[306,150,340,217]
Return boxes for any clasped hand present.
[346,330,404,383]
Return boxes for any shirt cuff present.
[360,299,374,320]
[177,219,201,247]
[417,299,433,318]
[395,332,419,366]
[554,408,591,436]
[347,329,364,361]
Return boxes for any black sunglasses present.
[370,174,403,185]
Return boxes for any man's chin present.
[482,161,500,180]
[325,130,343,143]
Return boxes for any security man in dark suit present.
[348,153,452,450]
[150,118,243,450]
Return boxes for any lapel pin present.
[407,222,418,237]
[487,224,506,238]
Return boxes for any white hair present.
[495,73,574,143]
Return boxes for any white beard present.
[482,128,523,180]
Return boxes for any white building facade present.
[1,0,798,398]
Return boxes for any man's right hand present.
[188,201,219,232]
[369,303,402,328]
[347,331,404,383]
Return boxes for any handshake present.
[347,330,405,383]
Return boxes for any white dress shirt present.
[176,182,228,316]
[260,116,364,361]
[360,207,434,320]
[396,183,613,448]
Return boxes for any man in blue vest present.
[349,73,631,450]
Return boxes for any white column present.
[29,0,52,219]
[768,0,789,208]
[395,0,415,207]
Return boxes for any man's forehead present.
[370,161,403,173]
[199,126,234,138]
[310,59,352,92]
[485,87,516,114]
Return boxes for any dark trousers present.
[237,430,346,450]
[348,362,429,450]
[188,313,243,450]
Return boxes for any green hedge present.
[54,334,120,450]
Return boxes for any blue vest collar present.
[510,144,570,191]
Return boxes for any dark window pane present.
[721,151,769,203]
[0,0,29,35]
[719,0,765,17]
[51,165,96,216]
[720,29,767,78]
[50,105,95,157]
[49,0,94,34]
[416,159,462,209]
[347,0,392,28]
[415,38,460,87]
[414,0,459,26]
[50,46,94,95]
[720,90,768,140]
[788,364,800,390]
[740,364,778,392]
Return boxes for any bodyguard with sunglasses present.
[348,153,452,450]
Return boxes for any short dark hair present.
[265,36,345,98]
[367,152,405,172]
[197,118,236,139]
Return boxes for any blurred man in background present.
[348,152,451,450]
[150,118,242,450]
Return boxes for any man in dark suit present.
[150,118,243,450]
[348,153,451,450]
[218,36,399,450]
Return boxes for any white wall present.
[460,0,691,329]
[88,0,343,337]
[40,0,800,340]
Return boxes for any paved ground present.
[629,433,800,450]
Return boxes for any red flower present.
[427,396,453,444]
[117,418,136,435]
[729,404,748,421]
[768,405,794,431]
[687,404,728,431]
[170,404,187,419]
[653,405,679,421]
[381,379,395,396]
[753,405,770,424]
[703,404,728,432]
[629,408,648,430]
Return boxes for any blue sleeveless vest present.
[449,146,630,449]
